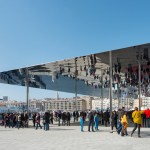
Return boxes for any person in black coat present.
[43,112,50,131]
[104,110,110,127]
[66,112,71,126]
[110,110,118,133]
[73,111,76,122]
[57,112,61,126]
[32,113,36,127]
[88,111,94,132]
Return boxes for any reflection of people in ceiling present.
[33,75,46,89]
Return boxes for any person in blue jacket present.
[94,113,99,130]
[80,115,84,132]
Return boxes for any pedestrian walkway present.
[0,126,150,150]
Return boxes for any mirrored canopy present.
[0,43,150,98]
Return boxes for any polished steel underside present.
[0,43,150,98]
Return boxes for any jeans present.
[67,120,70,126]
[33,120,36,127]
[117,123,122,134]
[62,120,66,126]
[88,121,94,131]
[9,121,13,128]
[95,122,98,130]
[73,117,75,123]
[146,118,150,127]
[80,124,83,131]
[58,117,60,126]
[17,121,24,129]
[142,118,146,127]
[36,122,42,129]
[44,123,49,130]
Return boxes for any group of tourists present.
[1,107,150,137]
[79,107,150,138]
[1,113,29,129]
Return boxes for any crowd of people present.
[79,107,150,138]
[0,107,150,137]
[1,113,29,129]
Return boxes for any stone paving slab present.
[0,125,150,150]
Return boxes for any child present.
[121,112,128,136]
[80,115,84,132]
[94,113,99,130]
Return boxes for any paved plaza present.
[0,125,150,150]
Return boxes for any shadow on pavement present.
[49,128,75,131]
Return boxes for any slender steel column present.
[109,51,113,125]
[101,73,104,111]
[75,58,77,111]
[138,48,142,110]
[26,68,29,117]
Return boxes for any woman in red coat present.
[144,108,150,127]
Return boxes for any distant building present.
[82,96,93,110]
[92,98,119,111]
[43,98,87,112]
[30,100,44,112]
[0,96,94,112]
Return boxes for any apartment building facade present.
[43,99,87,112]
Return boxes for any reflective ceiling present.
[0,43,150,98]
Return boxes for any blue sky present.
[0,0,150,101]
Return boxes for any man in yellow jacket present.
[131,107,143,138]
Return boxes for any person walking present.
[104,110,110,127]
[57,111,61,126]
[73,111,76,123]
[66,112,71,126]
[94,113,99,131]
[88,111,94,132]
[43,112,49,131]
[110,110,118,133]
[35,113,42,130]
[121,111,128,136]
[32,113,36,127]
[4,113,9,128]
[17,114,21,129]
[80,115,84,132]
[144,108,150,127]
[24,113,29,128]
[131,107,143,138]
